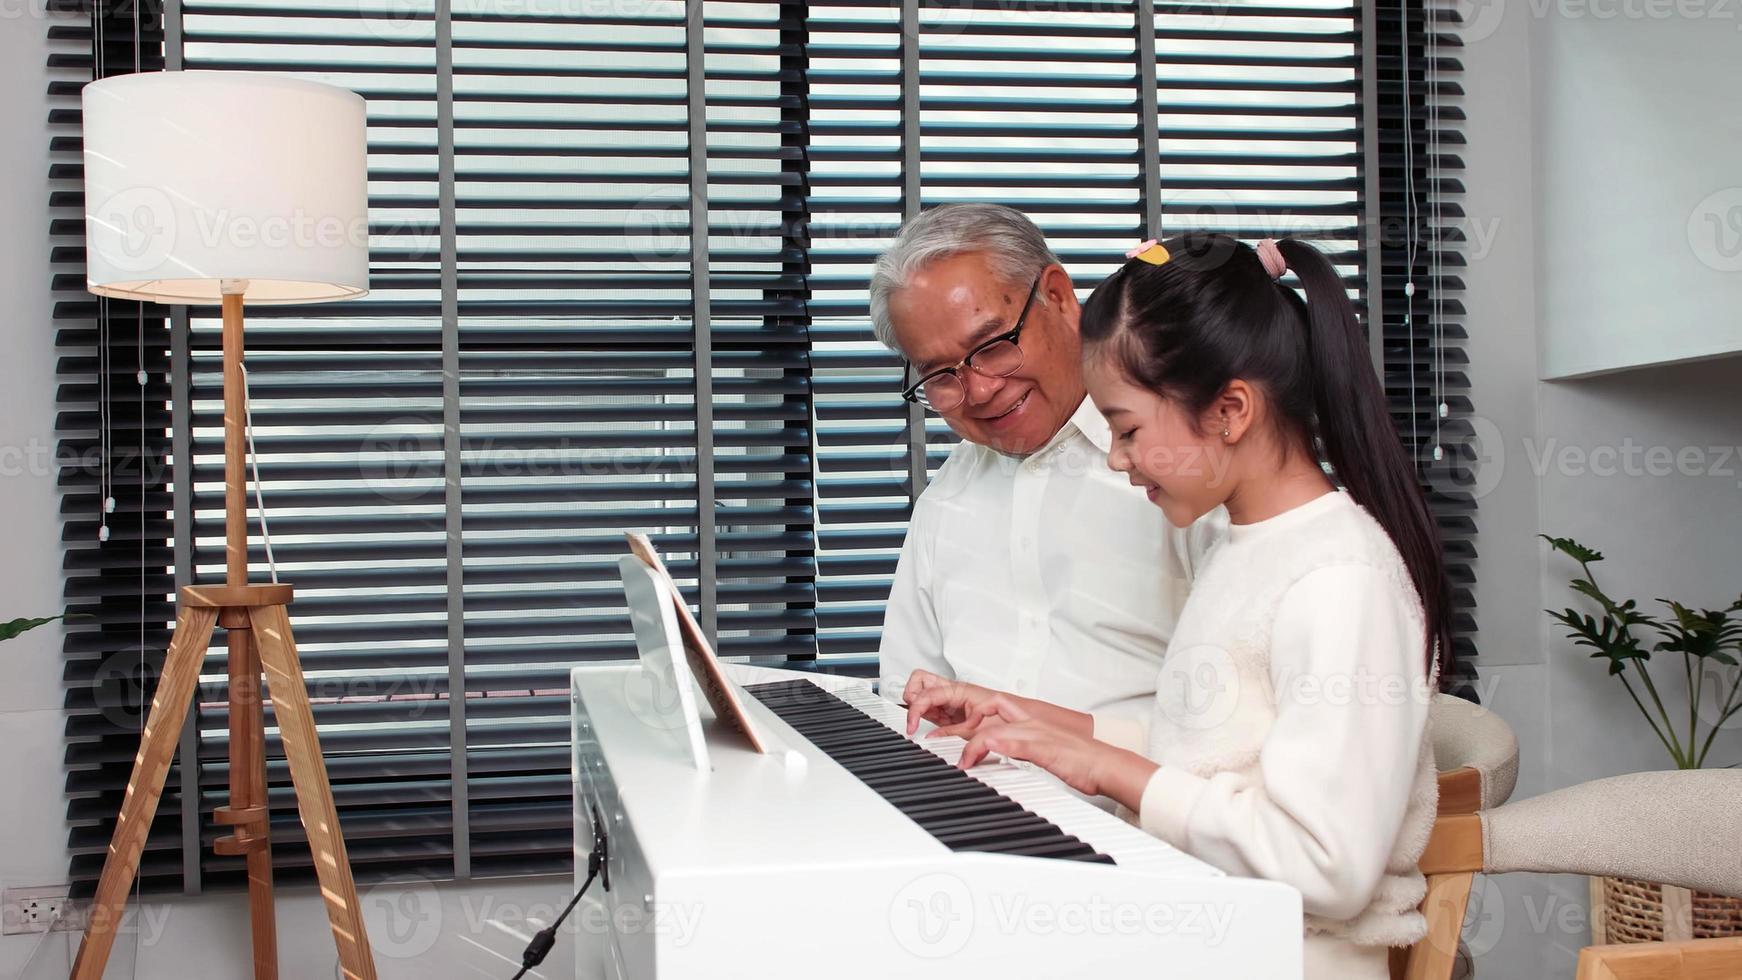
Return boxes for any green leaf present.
[1540,534,1605,565]
[0,616,64,643]
[1651,600,1742,664]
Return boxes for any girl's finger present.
[901,670,938,707]
[926,709,984,740]
[906,690,954,735]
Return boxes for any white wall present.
[1535,17,1742,379]
[1,3,81,976]
[1453,5,1742,978]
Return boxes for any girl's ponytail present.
[1274,239,1451,676]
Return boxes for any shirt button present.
[1019,537,1033,552]
[1014,679,1028,693]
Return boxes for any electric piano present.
[570,555,1303,979]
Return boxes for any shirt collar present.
[1020,394,1110,460]
[1067,394,1112,455]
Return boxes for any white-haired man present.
[872,204,1226,728]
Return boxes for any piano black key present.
[933,828,1066,852]
[959,836,1099,860]
[843,761,957,783]
[874,777,1007,804]
[746,681,1117,866]
[893,804,1014,829]
[906,797,1029,824]
[919,811,1054,837]
[803,730,922,754]
[1006,839,1103,860]
[845,755,965,780]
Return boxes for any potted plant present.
[1541,535,1742,944]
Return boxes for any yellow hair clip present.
[1125,239,1171,266]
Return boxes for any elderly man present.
[872,204,1225,724]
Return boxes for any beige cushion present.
[1481,769,1742,897]
[1430,693,1520,809]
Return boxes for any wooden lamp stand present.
[71,291,378,980]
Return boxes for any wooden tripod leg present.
[250,604,377,980]
[214,622,278,979]
[71,605,219,980]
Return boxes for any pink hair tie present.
[1256,238,1287,280]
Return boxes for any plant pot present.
[1589,875,1742,944]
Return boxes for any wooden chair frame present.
[1575,937,1742,979]
[1389,767,1487,980]
[1393,767,1741,980]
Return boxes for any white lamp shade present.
[82,70,370,305]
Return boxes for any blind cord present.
[237,362,278,583]
[509,843,604,980]
[1400,0,1420,470]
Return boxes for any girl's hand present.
[901,672,1029,737]
[901,670,1095,740]
[958,719,1159,810]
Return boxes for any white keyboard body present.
[571,661,1303,980]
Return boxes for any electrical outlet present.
[2,886,85,935]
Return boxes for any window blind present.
[49,0,186,893]
[52,0,1474,893]
[1373,0,1478,683]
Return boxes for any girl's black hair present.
[1081,232,1450,678]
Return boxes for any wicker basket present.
[1590,875,1742,944]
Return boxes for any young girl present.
[901,233,1447,979]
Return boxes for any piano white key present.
[833,686,1218,878]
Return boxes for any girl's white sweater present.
[1092,490,1439,973]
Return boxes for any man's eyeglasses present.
[901,276,1040,413]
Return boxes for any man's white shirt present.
[878,396,1227,722]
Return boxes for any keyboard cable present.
[509,841,604,980]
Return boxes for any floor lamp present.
[75,69,377,980]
